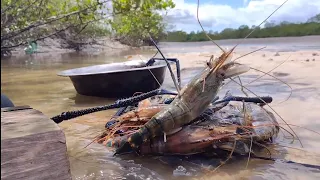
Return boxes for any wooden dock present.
[1,106,72,180]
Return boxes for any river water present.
[1,36,320,179]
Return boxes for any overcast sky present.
[163,0,320,32]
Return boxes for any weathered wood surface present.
[1,106,72,180]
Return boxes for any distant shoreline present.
[163,19,320,42]
[156,36,320,54]
[160,35,320,43]
[3,35,319,60]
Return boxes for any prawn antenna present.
[233,46,267,61]
[222,0,296,142]
[230,0,289,102]
[229,78,304,148]
[249,66,292,105]
[246,56,290,85]
[148,34,181,95]
[233,0,289,52]
[196,0,225,53]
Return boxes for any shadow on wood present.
[1,106,72,180]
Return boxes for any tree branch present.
[1,0,112,43]
[2,0,41,28]
[1,7,94,42]
[1,19,101,50]
[1,26,72,50]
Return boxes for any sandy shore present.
[167,49,319,70]
[164,49,320,89]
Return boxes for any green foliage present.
[110,0,175,46]
[1,0,108,51]
[79,23,111,37]
[1,0,176,55]
[163,14,320,42]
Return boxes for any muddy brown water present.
[1,42,320,179]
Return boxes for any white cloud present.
[164,0,320,32]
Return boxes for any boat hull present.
[69,67,166,98]
[57,60,168,98]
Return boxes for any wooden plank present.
[1,107,72,180]
[1,106,32,112]
[1,108,60,140]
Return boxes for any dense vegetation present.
[111,0,175,46]
[1,0,105,53]
[163,14,320,42]
[1,0,175,56]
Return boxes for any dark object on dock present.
[1,106,72,180]
[51,88,177,123]
[51,84,273,124]
[212,96,273,105]
[57,58,181,98]
[1,93,14,108]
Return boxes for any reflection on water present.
[2,44,320,179]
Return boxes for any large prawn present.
[100,94,279,156]
[115,48,251,154]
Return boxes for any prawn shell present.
[140,125,235,155]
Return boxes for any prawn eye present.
[220,72,225,77]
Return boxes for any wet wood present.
[1,106,72,180]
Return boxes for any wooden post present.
[1,106,72,180]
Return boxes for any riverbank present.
[168,49,320,69]
[4,35,320,59]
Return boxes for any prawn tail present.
[114,130,146,155]
[114,141,132,155]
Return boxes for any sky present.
[163,0,320,32]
